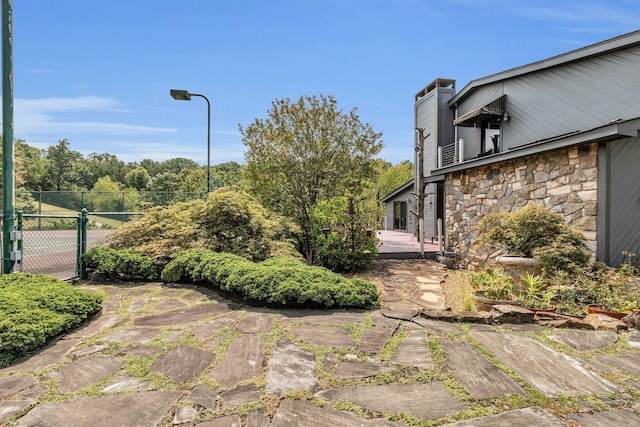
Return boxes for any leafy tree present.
[160,157,200,174]
[241,94,383,263]
[150,171,181,193]
[82,152,128,188]
[210,161,244,188]
[42,139,83,190]
[124,167,151,190]
[376,160,413,198]
[16,139,46,190]
[86,176,138,212]
[139,158,162,177]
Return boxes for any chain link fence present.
[4,191,204,280]
[27,190,209,214]
[8,210,144,281]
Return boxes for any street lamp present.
[170,89,211,193]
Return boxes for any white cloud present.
[12,96,175,136]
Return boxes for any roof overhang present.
[380,179,414,202]
[433,117,640,175]
[453,95,506,127]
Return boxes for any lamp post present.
[170,89,211,193]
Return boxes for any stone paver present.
[443,340,528,400]
[266,338,318,395]
[548,330,618,351]
[567,408,640,425]
[99,326,161,344]
[334,359,394,378]
[316,382,467,420]
[595,354,640,376]
[235,312,274,333]
[0,339,79,374]
[442,406,566,426]
[4,260,640,427]
[134,302,231,326]
[271,399,404,426]
[189,384,219,411]
[196,414,242,427]
[210,335,265,389]
[190,313,243,341]
[0,375,37,399]
[358,326,396,353]
[150,345,216,383]
[100,376,149,393]
[14,391,183,427]
[64,315,119,339]
[153,298,187,311]
[471,331,621,396]
[288,325,353,348]
[390,329,433,369]
[0,400,35,425]
[46,354,125,394]
[220,384,261,409]
[280,310,365,325]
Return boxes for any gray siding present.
[383,188,417,235]
[455,45,640,160]
[459,47,640,158]
[415,92,437,175]
[603,137,640,267]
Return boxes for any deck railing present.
[437,139,465,168]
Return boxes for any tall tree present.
[124,167,152,191]
[376,159,413,198]
[82,152,128,188]
[43,139,83,191]
[241,94,383,263]
[15,139,46,190]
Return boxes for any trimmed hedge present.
[161,249,379,308]
[0,273,103,367]
[83,246,160,280]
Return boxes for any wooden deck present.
[375,230,441,259]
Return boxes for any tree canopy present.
[241,94,383,263]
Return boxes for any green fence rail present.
[14,209,143,281]
[27,190,210,214]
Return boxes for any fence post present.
[16,211,22,272]
[77,208,88,279]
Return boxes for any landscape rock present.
[583,314,628,332]
[622,312,640,329]
[490,304,535,324]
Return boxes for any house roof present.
[449,30,640,107]
[380,179,414,202]
[433,117,640,175]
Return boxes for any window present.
[393,201,407,230]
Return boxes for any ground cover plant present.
[161,248,379,308]
[83,246,160,280]
[0,273,103,367]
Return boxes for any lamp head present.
[170,89,191,101]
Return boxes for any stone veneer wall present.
[445,142,598,270]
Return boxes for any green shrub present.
[469,268,515,300]
[107,188,302,264]
[161,249,379,308]
[477,203,591,275]
[83,246,160,280]
[0,273,103,367]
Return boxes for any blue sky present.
[10,0,640,165]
